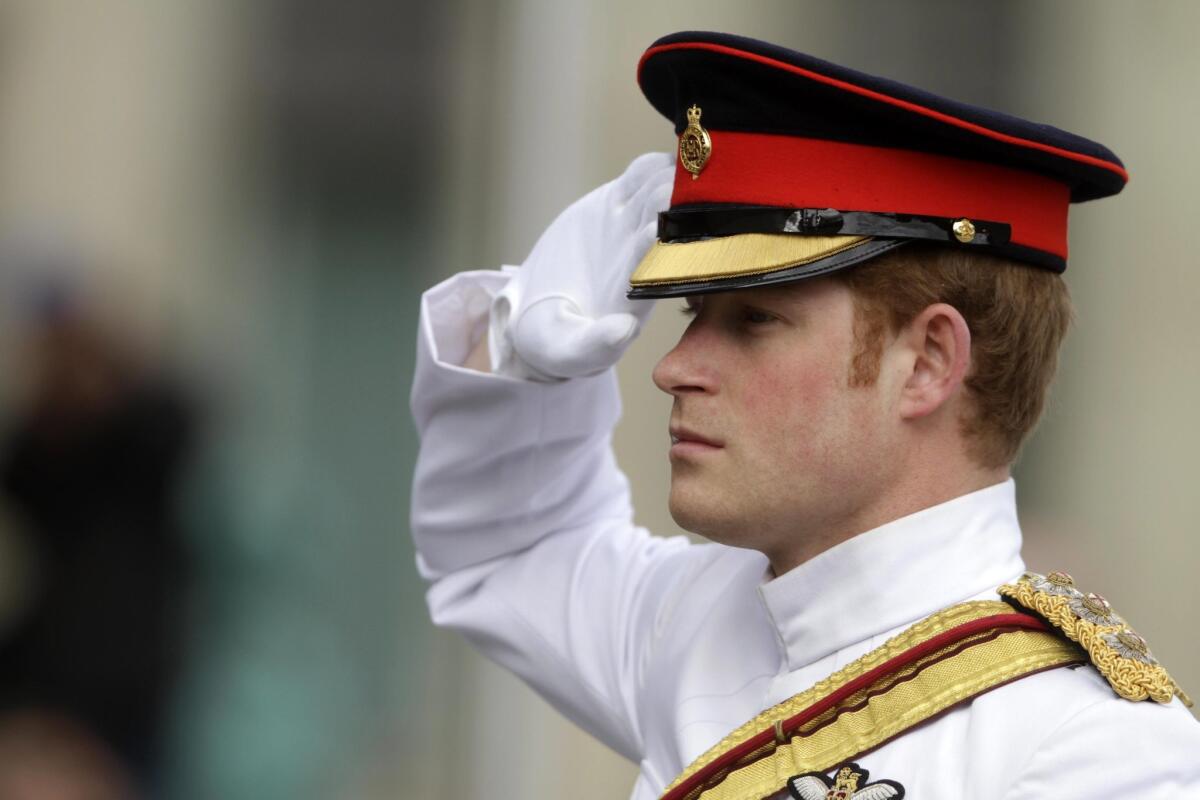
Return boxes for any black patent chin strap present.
[658,206,1011,247]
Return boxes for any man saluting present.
[411,31,1200,800]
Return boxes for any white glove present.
[490,151,676,381]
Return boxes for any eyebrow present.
[739,282,813,307]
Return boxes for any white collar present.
[757,479,1025,672]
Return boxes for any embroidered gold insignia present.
[999,571,1193,707]
[679,104,712,179]
[788,763,904,800]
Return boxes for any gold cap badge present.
[679,104,712,180]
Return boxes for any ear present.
[895,303,971,420]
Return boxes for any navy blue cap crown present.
[638,31,1126,203]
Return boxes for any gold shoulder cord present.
[661,600,1083,800]
[998,571,1193,708]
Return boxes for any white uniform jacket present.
[411,270,1200,799]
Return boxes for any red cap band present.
[672,131,1072,259]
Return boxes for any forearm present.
[410,268,630,579]
[463,325,491,374]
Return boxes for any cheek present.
[729,356,854,483]
[738,354,844,425]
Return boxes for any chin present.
[667,485,752,548]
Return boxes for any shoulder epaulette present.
[998,570,1192,708]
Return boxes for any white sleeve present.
[410,269,695,761]
[1000,696,1200,799]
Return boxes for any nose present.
[652,321,715,397]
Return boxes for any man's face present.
[652,278,901,566]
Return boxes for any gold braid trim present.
[660,600,1047,799]
[998,572,1193,708]
[694,626,1079,800]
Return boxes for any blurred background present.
[0,1,1195,798]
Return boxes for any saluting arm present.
[410,154,693,759]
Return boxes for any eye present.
[680,297,703,317]
[742,307,776,325]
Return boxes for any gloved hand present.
[490,151,676,381]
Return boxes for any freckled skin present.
[652,278,1003,576]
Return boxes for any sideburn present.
[847,298,888,388]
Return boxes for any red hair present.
[834,243,1073,468]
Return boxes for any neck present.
[765,463,1010,577]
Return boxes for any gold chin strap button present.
[953,218,977,243]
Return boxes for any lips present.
[669,426,724,448]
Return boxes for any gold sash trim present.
[660,600,1083,800]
